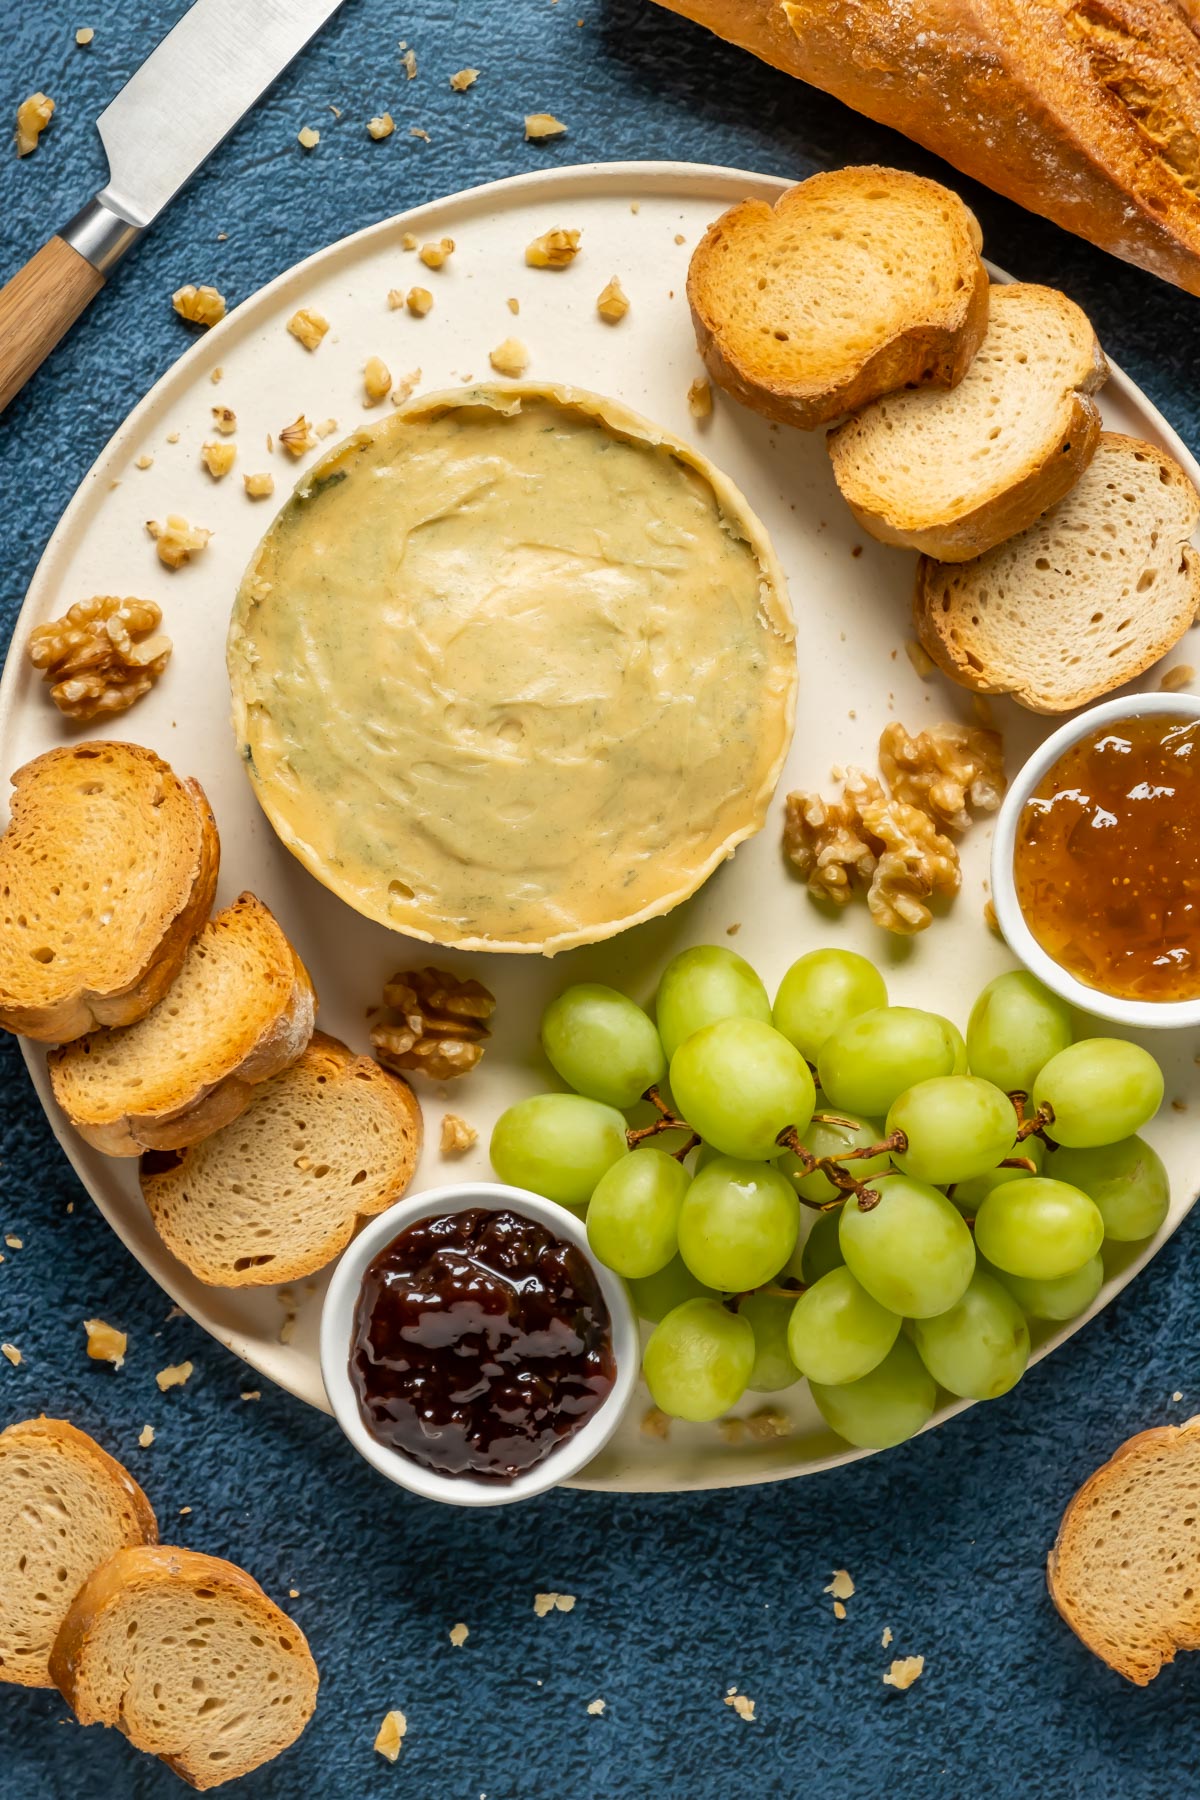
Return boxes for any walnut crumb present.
[374,1710,407,1763]
[525,227,580,269]
[674,232,686,245]
[984,897,1000,934]
[16,93,54,157]
[30,595,172,722]
[1160,664,1195,693]
[407,286,434,316]
[201,440,236,479]
[410,126,430,142]
[824,1569,855,1604]
[315,417,338,437]
[391,369,420,405]
[1,1344,21,1367]
[368,113,395,140]
[726,922,741,935]
[882,1625,893,1648]
[279,415,317,457]
[147,514,210,568]
[746,1406,792,1440]
[525,112,567,139]
[401,231,419,251]
[883,1655,924,1691]
[134,453,153,470]
[287,307,329,350]
[450,67,479,91]
[401,45,417,79]
[241,1389,261,1401]
[833,1601,847,1621]
[489,337,529,377]
[640,1406,670,1440]
[596,276,629,322]
[725,1691,756,1722]
[172,284,225,327]
[449,1622,469,1647]
[211,404,237,434]
[297,126,320,149]
[534,1592,576,1616]
[84,1318,127,1368]
[587,1698,606,1716]
[75,27,94,44]
[440,1113,478,1154]
[687,377,712,419]
[155,1360,193,1391]
[372,967,495,1080]
[138,1424,154,1448]
[210,366,223,384]
[244,472,275,499]
[387,288,406,309]
[506,296,519,314]
[4,1235,21,1249]
[165,431,180,444]
[179,1505,191,1515]
[419,237,455,269]
[363,356,392,405]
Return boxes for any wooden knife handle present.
[0,237,105,415]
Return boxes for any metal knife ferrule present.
[60,197,143,277]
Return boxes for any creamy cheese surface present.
[228,384,796,953]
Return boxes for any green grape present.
[778,1105,890,1203]
[952,1137,1044,1213]
[817,1007,959,1117]
[810,1336,937,1450]
[540,983,665,1109]
[490,1093,626,1207]
[798,1206,846,1284]
[1033,1038,1164,1149]
[586,1147,688,1278]
[966,971,1073,1094]
[642,1298,754,1421]
[887,1076,1018,1187]
[677,1157,800,1292]
[910,1270,1030,1400]
[985,1252,1104,1322]
[771,949,887,1063]
[629,1255,714,1323]
[739,1292,802,1392]
[786,1266,900,1386]
[1051,1137,1170,1242]
[654,945,771,1061]
[670,1018,815,1160]
[839,1173,975,1318]
[973,1176,1103,1279]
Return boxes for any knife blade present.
[0,0,348,414]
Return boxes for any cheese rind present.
[228,383,795,953]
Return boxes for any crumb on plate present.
[489,337,529,377]
[596,275,628,322]
[440,1113,478,1154]
[406,286,433,315]
[244,471,275,498]
[287,306,329,350]
[363,355,392,405]
[525,227,580,269]
[201,440,236,479]
[146,514,211,568]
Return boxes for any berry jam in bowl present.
[319,1183,639,1506]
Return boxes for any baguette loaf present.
[687,166,988,429]
[654,0,1200,296]
[0,742,218,1043]
[49,893,316,1156]
[828,283,1107,560]
[50,1544,318,1789]
[0,1417,157,1689]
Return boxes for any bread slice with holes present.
[0,742,218,1044]
[1048,1417,1200,1685]
[914,433,1200,711]
[828,283,1108,560]
[48,893,316,1157]
[687,165,989,431]
[0,1417,157,1689]
[49,1544,318,1789]
[139,1031,422,1286]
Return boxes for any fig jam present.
[350,1208,616,1483]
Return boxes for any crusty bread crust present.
[48,893,316,1157]
[655,0,1200,297]
[0,743,218,1044]
[50,1544,318,1789]
[1048,1417,1200,1684]
[0,1417,157,1689]
[687,167,989,429]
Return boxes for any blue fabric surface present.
[2,2,1200,1795]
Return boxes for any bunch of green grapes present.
[489,949,1170,1450]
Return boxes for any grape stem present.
[1008,1090,1058,1145]
[998,1154,1039,1175]
[625,1088,700,1162]
[773,1125,904,1212]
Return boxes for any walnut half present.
[28,595,172,721]
[372,967,495,1081]
[878,721,1005,835]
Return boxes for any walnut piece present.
[211,403,237,434]
[16,92,54,157]
[374,1710,407,1763]
[201,439,236,479]
[783,777,881,906]
[287,307,329,350]
[450,67,479,90]
[596,276,629,322]
[372,967,495,1081]
[147,513,210,568]
[525,113,567,139]
[367,113,395,140]
[878,721,1006,834]
[489,337,529,377]
[419,237,454,269]
[172,283,226,327]
[883,1655,925,1691]
[83,1318,127,1368]
[279,414,316,456]
[363,356,391,404]
[29,595,172,721]
[244,471,275,498]
[526,228,580,269]
[859,794,960,934]
[406,286,433,316]
[440,1113,478,1154]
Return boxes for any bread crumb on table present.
[147,514,211,568]
[825,1569,855,1604]
[15,92,54,157]
[241,1389,261,1401]
[882,1625,893,1648]
[84,1318,127,1368]
[450,68,479,91]
[401,45,417,79]
[363,356,392,405]
[725,1690,756,1722]
[489,338,529,377]
[138,1423,154,1448]
[297,125,320,150]
[243,471,274,498]
[449,1622,469,1647]
[5,1235,22,1250]
[440,1113,478,1154]
[410,126,430,142]
[201,440,236,479]
[75,27,94,45]
[883,1655,924,1691]
[2,1343,22,1367]
[172,284,226,327]
[525,228,580,269]
[596,275,629,322]
[155,1360,193,1391]
[287,307,329,350]
[525,113,567,139]
[375,1709,407,1763]
[587,1698,606,1716]
[368,113,395,140]
[534,1592,576,1617]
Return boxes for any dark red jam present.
[350,1208,616,1483]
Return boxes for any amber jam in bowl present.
[992,692,1200,1029]
[319,1183,638,1507]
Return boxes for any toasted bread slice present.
[48,893,316,1157]
[687,166,989,431]
[914,434,1200,712]
[0,742,218,1043]
[828,284,1108,559]
[1048,1417,1200,1685]
[140,1031,422,1286]
[0,1417,157,1689]
[50,1544,318,1789]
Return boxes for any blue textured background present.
[2,3,1200,1795]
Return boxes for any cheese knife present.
[0,0,348,415]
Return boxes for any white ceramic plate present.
[3,162,1198,1493]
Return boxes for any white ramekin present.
[991,690,1200,1030]
[319,1181,639,1507]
